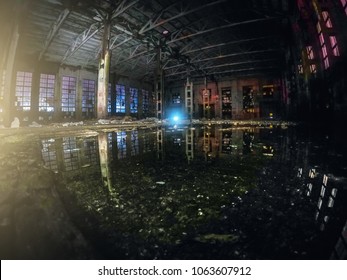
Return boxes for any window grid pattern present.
[329,36,340,56]
[116,84,126,113]
[142,89,149,114]
[82,79,95,115]
[61,76,76,113]
[63,137,79,171]
[310,64,317,74]
[83,138,98,166]
[306,46,315,59]
[117,131,127,159]
[41,139,58,171]
[298,64,304,74]
[172,92,181,104]
[39,74,55,112]
[131,130,139,156]
[15,71,32,111]
[316,22,329,69]
[108,83,112,113]
[130,87,138,113]
[322,11,333,28]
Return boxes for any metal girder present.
[205,66,277,76]
[165,59,276,77]
[110,36,132,50]
[138,0,226,35]
[182,36,274,55]
[203,58,276,70]
[39,8,70,61]
[60,0,138,64]
[163,49,278,70]
[110,0,139,20]
[168,18,277,44]
[61,22,103,63]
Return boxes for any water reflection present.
[1,125,346,259]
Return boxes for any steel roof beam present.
[138,0,226,35]
[39,8,70,61]
[164,49,279,70]
[165,59,276,77]
[111,0,139,20]
[167,17,277,44]
[182,36,274,55]
[61,22,103,63]
[61,0,138,63]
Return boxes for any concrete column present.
[54,71,62,121]
[155,47,164,119]
[97,20,111,119]
[76,69,83,120]
[2,24,19,126]
[185,77,193,121]
[30,68,40,122]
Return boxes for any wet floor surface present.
[0,124,346,259]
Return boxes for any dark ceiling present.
[5,0,294,82]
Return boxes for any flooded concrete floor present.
[0,121,346,259]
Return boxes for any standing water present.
[0,124,346,259]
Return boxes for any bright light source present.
[173,115,179,122]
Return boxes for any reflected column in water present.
[157,127,164,160]
[98,132,116,199]
[185,126,194,163]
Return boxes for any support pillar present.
[203,126,211,161]
[30,69,40,122]
[155,48,164,120]
[157,127,164,160]
[97,20,111,119]
[203,77,210,119]
[185,77,193,121]
[76,69,83,120]
[2,23,19,126]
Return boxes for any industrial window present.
[39,74,55,112]
[242,86,255,113]
[131,130,139,156]
[41,139,58,171]
[322,11,333,28]
[82,79,95,116]
[107,83,112,113]
[310,64,317,73]
[306,46,315,59]
[130,87,138,113]
[329,36,340,56]
[83,138,98,166]
[298,64,303,74]
[15,71,32,111]
[63,137,79,171]
[341,0,347,15]
[262,85,274,98]
[316,22,329,69]
[117,131,127,159]
[142,89,149,114]
[61,76,76,113]
[115,84,125,113]
[172,92,181,104]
